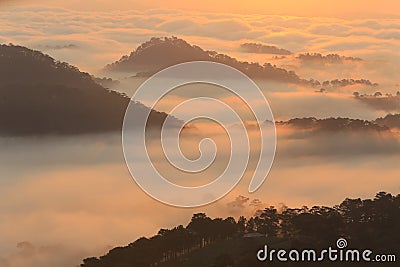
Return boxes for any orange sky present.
[2,0,400,18]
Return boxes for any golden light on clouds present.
[2,0,400,17]
[1,0,400,266]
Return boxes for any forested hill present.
[80,192,399,267]
[0,44,179,135]
[277,117,390,132]
[0,44,96,88]
[103,37,312,85]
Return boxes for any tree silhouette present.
[257,206,279,237]
[80,192,399,267]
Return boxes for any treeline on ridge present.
[81,192,399,267]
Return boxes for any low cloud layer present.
[1,126,399,266]
[1,6,400,84]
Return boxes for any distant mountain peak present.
[104,36,212,73]
[240,42,292,55]
[103,37,311,85]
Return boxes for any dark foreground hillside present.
[81,192,399,267]
[0,44,177,135]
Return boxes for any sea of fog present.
[0,130,399,267]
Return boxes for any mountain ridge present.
[103,37,313,85]
[0,44,180,135]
